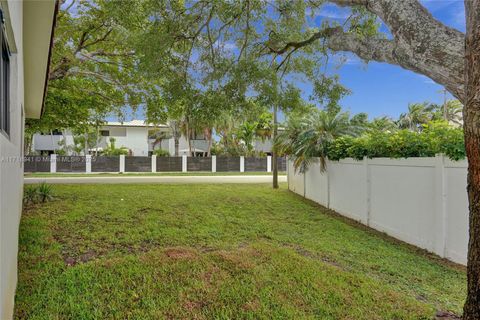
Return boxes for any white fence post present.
[212,155,216,172]
[86,155,92,173]
[50,154,57,173]
[151,155,157,173]
[119,155,125,173]
[267,156,272,172]
[364,156,371,226]
[434,154,447,257]
[240,156,245,172]
[182,155,187,172]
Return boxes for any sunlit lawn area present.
[15,184,465,319]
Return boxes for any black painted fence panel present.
[91,156,119,172]
[157,157,182,172]
[24,156,50,172]
[245,157,267,172]
[216,157,240,172]
[187,157,212,171]
[23,156,285,173]
[277,157,287,171]
[125,156,151,172]
[56,156,86,172]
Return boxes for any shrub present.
[153,149,170,157]
[327,136,355,161]
[326,121,465,161]
[23,183,54,205]
[37,182,54,203]
[23,185,39,205]
[102,138,129,156]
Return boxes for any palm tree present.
[369,116,398,132]
[444,100,463,126]
[275,109,355,173]
[237,122,257,155]
[398,103,433,131]
[255,112,273,142]
[149,129,170,151]
[436,100,463,126]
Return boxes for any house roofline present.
[40,0,59,116]
[104,121,169,128]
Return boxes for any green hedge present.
[327,121,465,161]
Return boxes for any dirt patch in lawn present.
[164,247,197,260]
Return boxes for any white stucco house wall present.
[0,1,57,318]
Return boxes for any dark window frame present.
[0,9,10,139]
[100,130,110,137]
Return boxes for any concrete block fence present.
[287,155,469,265]
[23,155,286,173]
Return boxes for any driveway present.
[24,175,287,184]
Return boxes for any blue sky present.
[126,0,466,122]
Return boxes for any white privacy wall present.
[287,156,469,265]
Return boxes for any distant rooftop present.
[105,120,168,128]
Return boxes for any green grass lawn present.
[15,184,465,319]
[25,171,285,177]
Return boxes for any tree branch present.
[267,27,343,54]
[326,30,397,64]
[268,0,466,100]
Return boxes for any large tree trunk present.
[463,1,480,319]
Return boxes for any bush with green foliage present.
[327,121,465,161]
[153,149,170,157]
[23,183,54,205]
[23,186,39,205]
[102,138,129,156]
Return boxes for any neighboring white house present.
[0,1,57,319]
[32,120,281,157]
[32,120,209,156]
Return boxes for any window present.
[0,9,10,137]
[100,130,110,137]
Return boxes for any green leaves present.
[103,138,129,156]
[279,108,465,172]
[24,183,54,205]
[275,109,355,172]
[31,0,160,134]
[327,121,465,161]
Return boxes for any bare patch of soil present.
[164,247,197,260]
